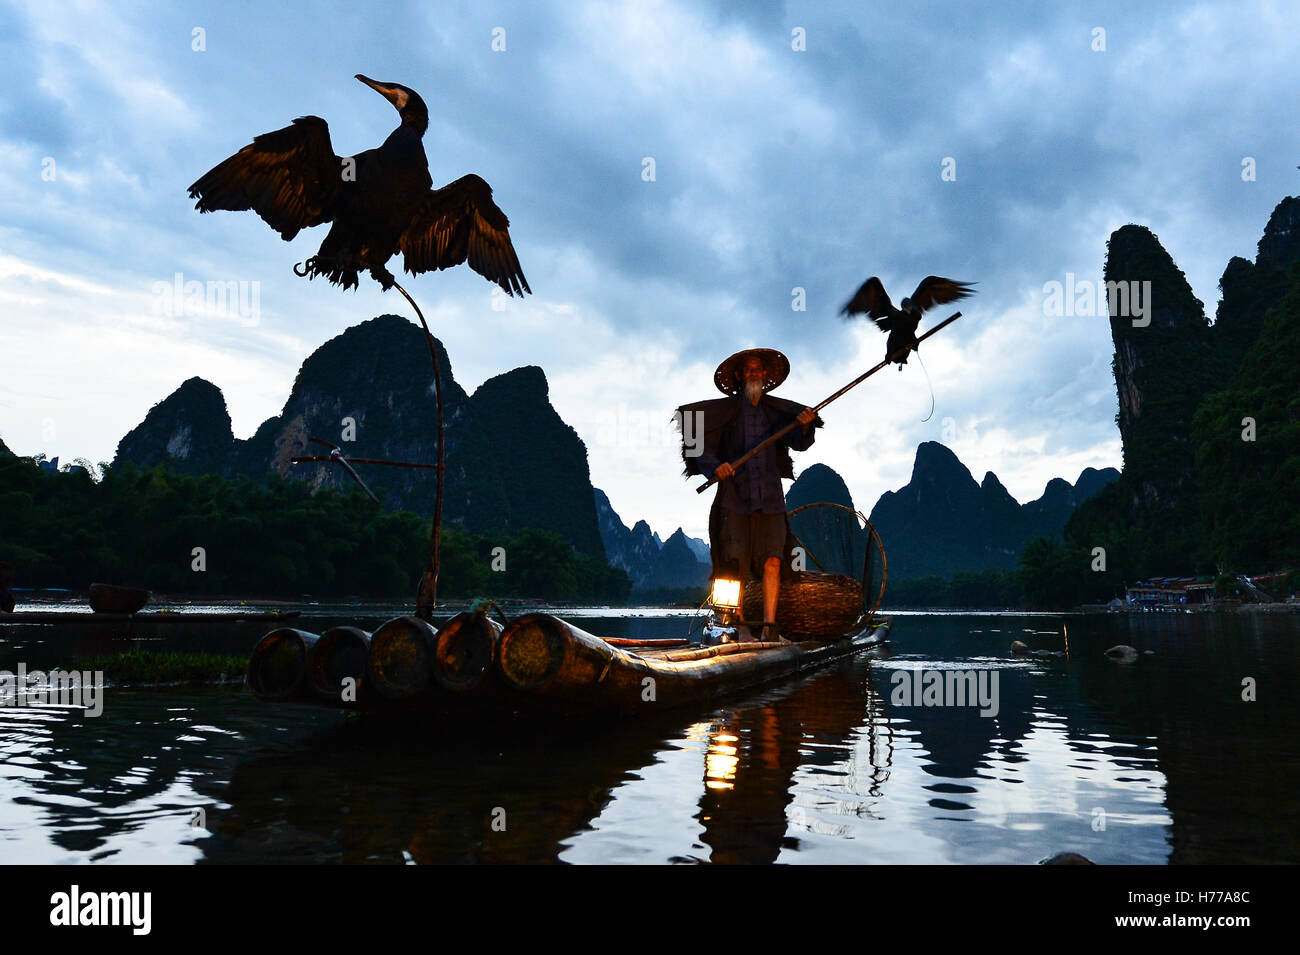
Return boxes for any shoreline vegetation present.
[71,650,249,686]
[0,458,631,605]
[5,452,1291,613]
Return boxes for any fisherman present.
[677,349,821,642]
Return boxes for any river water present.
[1,606,1296,864]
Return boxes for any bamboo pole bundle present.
[432,611,504,694]
[309,626,372,704]
[366,615,441,702]
[495,613,887,712]
[248,628,320,701]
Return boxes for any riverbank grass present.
[70,650,248,685]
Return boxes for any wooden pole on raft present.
[696,310,964,494]
[392,281,443,621]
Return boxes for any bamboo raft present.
[248,606,892,717]
[248,519,891,717]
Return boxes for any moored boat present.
[88,583,151,614]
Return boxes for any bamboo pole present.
[289,454,437,469]
[248,628,320,701]
[392,281,444,620]
[432,610,504,693]
[696,311,963,493]
[309,626,372,704]
[495,612,893,712]
[367,614,441,702]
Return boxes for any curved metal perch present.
[390,280,444,621]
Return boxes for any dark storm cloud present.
[1,0,1295,531]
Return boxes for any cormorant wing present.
[840,276,896,328]
[909,276,976,312]
[188,116,341,241]
[399,174,531,296]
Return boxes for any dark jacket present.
[676,394,821,479]
[675,393,823,580]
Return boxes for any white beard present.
[743,380,763,405]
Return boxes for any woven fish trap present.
[741,571,865,638]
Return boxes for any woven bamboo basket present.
[740,571,865,638]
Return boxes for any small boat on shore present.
[88,583,151,614]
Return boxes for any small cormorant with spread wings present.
[840,275,974,368]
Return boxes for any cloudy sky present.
[1,0,1295,541]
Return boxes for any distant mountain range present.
[862,444,1118,579]
[594,488,711,591]
[113,315,605,558]
[776,452,1117,581]
[105,313,1117,596]
[596,447,1117,589]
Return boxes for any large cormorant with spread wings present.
[188,75,530,296]
[841,275,975,368]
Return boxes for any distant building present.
[1126,577,1215,606]
[1249,572,1291,600]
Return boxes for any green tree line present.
[0,458,630,603]
[883,570,1022,609]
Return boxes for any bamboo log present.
[432,611,504,693]
[309,626,371,704]
[248,627,320,701]
[658,641,789,662]
[604,638,691,648]
[497,614,573,691]
[496,613,889,712]
[366,615,441,702]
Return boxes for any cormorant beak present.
[355,74,409,112]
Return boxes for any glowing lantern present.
[709,577,742,610]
